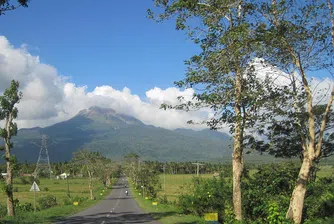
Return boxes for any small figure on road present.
[125,190,128,196]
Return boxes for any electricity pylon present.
[33,135,53,179]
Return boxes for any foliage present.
[38,195,57,210]
[0,0,29,15]
[242,163,299,222]
[63,196,88,206]
[303,177,334,221]
[135,162,161,199]
[14,199,35,213]
[178,176,231,222]
[10,110,232,162]
[18,176,29,185]
[0,202,7,218]
[0,80,23,216]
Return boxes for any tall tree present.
[254,0,334,223]
[149,0,269,220]
[255,105,334,182]
[0,0,29,15]
[123,153,140,185]
[72,149,104,200]
[0,80,22,217]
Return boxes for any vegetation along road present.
[55,177,160,224]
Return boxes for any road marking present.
[101,221,105,224]
[107,214,110,217]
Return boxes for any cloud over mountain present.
[0,36,211,130]
[0,36,331,132]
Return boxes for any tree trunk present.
[4,115,15,217]
[286,156,312,224]
[232,69,243,221]
[5,151,15,217]
[106,175,111,187]
[88,170,94,200]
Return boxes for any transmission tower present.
[33,135,53,179]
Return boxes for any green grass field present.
[157,165,334,202]
[0,177,106,205]
[0,177,115,223]
[157,174,212,202]
[130,182,205,224]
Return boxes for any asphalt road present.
[55,177,160,224]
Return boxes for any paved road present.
[55,177,160,224]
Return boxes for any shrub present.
[38,195,57,210]
[304,176,334,221]
[63,196,88,206]
[28,176,40,184]
[19,177,29,185]
[0,203,7,218]
[13,186,19,192]
[43,187,49,191]
[177,176,231,218]
[16,202,35,212]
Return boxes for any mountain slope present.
[9,107,232,162]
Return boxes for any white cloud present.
[0,37,331,134]
[0,36,212,131]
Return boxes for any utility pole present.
[163,163,166,197]
[66,176,70,198]
[192,162,204,176]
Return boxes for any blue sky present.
[0,0,199,97]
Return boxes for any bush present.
[43,187,49,191]
[177,176,231,220]
[19,177,29,185]
[242,163,299,222]
[63,196,88,206]
[28,176,40,185]
[0,203,7,218]
[16,202,35,213]
[13,186,19,192]
[304,176,334,221]
[38,195,57,210]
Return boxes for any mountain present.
[8,107,232,162]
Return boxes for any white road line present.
[101,221,105,224]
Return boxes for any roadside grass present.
[316,165,334,178]
[0,177,116,223]
[157,174,212,202]
[129,183,205,224]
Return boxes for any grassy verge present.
[129,183,205,224]
[157,174,212,202]
[0,177,117,223]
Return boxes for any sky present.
[0,0,215,131]
[0,0,332,132]
[0,0,198,94]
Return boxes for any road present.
[55,177,160,224]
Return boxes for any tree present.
[255,105,334,181]
[253,1,334,223]
[72,149,104,200]
[98,158,120,187]
[149,0,269,220]
[0,80,22,217]
[0,0,29,15]
[123,153,140,185]
[136,162,160,199]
